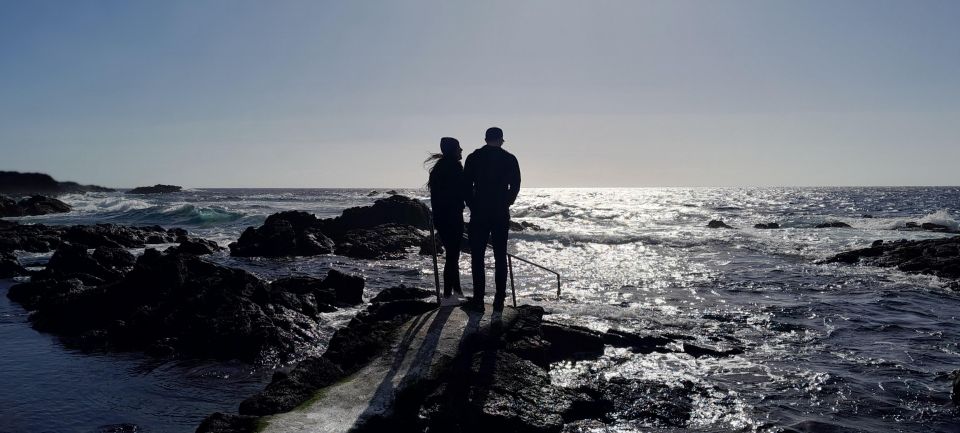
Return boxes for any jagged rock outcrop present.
[0,222,183,254]
[126,184,182,194]
[0,251,27,278]
[229,211,333,257]
[0,195,71,217]
[707,220,734,229]
[901,222,960,234]
[316,194,431,236]
[166,238,222,256]
[6,248,365,363]
[230,196,432,260]
[509,220,545,231]
[335,223,428,259]
[820,236,960,280]
[815,221,851,228]
[754,222,780,229]
[62,224,181,249]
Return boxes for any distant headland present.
[0,171,114,195]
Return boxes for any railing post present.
[508,255,516,307]
[429,217,441,304]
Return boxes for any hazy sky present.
[1,0,958,188]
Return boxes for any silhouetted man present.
[462,127,521,310]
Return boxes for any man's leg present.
[469,219,490,304]
[491,218,509,308]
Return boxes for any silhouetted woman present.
[426,137,465,297]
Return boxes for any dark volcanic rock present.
[681,342,744,358]
[317,195,431,237]
[18,195,71,215]
[0,171,113,195]
[127,184,182,194]
[7,249,342,362]
[900,222,960,234]
[820,236,960,280]
[168,238,222,255]
[419,352,595,433]
[334,223,428,259]
[815,221,851,228]
[509,220,545,232]
[599,377,696,428]
[602,329,673,354]
[369,285,435,303]
[7,278,88,312]
[41,243,125,284]
[229,196,431,259]
[63,224,178,249]
[754,222,780,229]
[238,357,344,416]
[707,220,734,229]
[0,195,71,217]
[0,223,179,254]
[0,251,27,278]
[229,211,333,257]
[321,269,364,305]
[921,222,959,233]
[0,195,21,217]
[541,322,605,362]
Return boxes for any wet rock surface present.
[199,295,748,433]
[6,247,364,363]
[953,370,960,406]
[335,223,429,259]
[820,236,960,280]
[815,221,851,228]
[0,222,182,253]
[901,221,960,234]
[126,184,182,194]
[230,195,432,259]
[0,194,71,217]
[231,285,436,418]
[707,220,734,229]
[754,222,780,229]
[0,250,27,277]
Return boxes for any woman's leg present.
[443,221,464,295]
[437,222,462,297]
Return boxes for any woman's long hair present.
[424,153,444,191]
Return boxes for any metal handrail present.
[426,217,562,307]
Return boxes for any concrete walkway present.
[259,304,518,433]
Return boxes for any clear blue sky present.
[1,0,958,187]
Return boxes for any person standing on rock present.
[426,137,466,298]
[462,127,521,310]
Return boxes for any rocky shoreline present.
[0,196,440,362]
[197,288,745,433]
[4,190,959,431]
[820,236,960,285]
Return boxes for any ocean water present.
[2,187,960,432]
